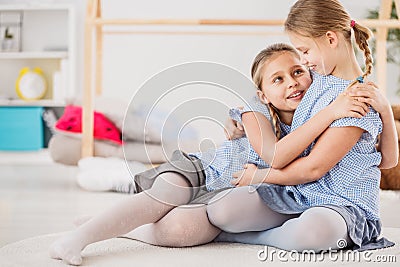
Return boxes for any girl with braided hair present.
[209,0,398,252]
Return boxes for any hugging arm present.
[261,126,363,185]
[232,126,363,186]
[377,107,399,168]
[348,82,399,169]
[242,110,335,169]
[241,93,367,169]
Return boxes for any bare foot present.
[49,233,84,266]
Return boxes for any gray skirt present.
[256,183,395,251]
[134,150,227,204]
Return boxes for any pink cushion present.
[55,105,122,145]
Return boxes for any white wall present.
[1,0,385,97]
[96,0,385,100]
[1,0,390,100]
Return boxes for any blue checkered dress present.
[285,71,382,221]
[251,71,390,250]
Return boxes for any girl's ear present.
[325,31,339,48]
[257,90,269,104]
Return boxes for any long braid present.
[267,103,281,139]
[343,21,374,90]
[352,21,373,80]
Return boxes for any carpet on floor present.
[0,228,399,267]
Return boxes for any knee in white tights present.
[214,207,351,253]
[146,172,192,207]
[207,187,293,233]
[271,207,350,251]
[129,204,221,247]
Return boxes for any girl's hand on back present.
[224,117,245,140]
[231,164,268,186]
[347,82,391,117]
[327,90,370,120]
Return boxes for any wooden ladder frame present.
[82,0,400,158]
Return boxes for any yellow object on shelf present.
[15,67,47,101]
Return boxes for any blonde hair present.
[251,43,300,139]
[285,0,373,87]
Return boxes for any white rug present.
[1,228,399,267]
[379,190,400,200]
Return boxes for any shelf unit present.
[0,99,65,107]
[0,4,76,107]
[0,51,68,59]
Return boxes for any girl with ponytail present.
[211,0,397,252]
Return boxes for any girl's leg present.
[206,186,296,233]
[73,215,93,226]
[125,204,221,247]
[215,206,351,252]
[49,172,192,265]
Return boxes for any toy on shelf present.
[15,67,47,101]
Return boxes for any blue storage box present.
[0,107,44,151]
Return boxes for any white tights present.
[129,186,351,252]
[125,204,221,247]
[207,186,352,252]
[52,181,351,265]
[49,172,197,265]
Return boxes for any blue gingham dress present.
[285,71,383,219]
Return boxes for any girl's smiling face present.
[258,51,312,119]
[288,32,337,76]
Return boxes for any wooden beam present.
[82,0,96,158]
[375,0,393,96]
[90,18,400,28]
[95,0,103,96]
[360,18,400,28]
[102,30,284,36]
[93,18,285,26]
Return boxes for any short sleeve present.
[229,96,271,123]
[330,108,382,139]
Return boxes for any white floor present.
[0,150,127,248]
[0,150,399,248]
